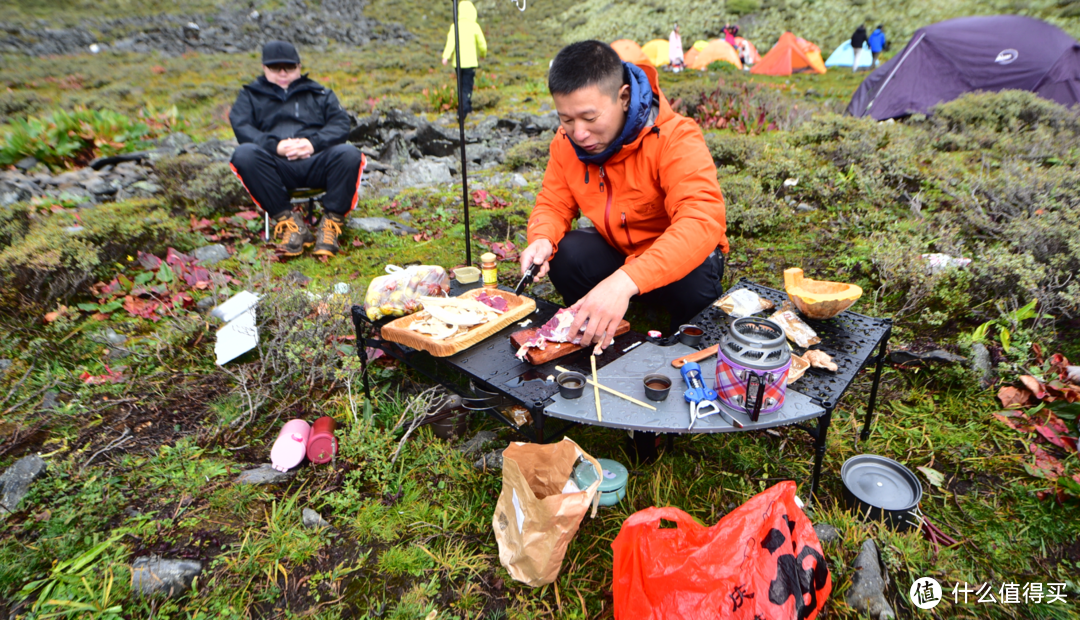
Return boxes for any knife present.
[514,263,539,296]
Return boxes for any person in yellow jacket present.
[441,0,487,118]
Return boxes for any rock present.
[235,464,294,485]
[82,177,115,195]
[398,160,452,188]
[846,539,895,620]
[193,244,230,266]
[302,507,330,529]
[971,343,995,388]
[890,349,966,366]
[466,144,504,165]
[131,556,202,597]
[196,296,218,312]
[157,133,194,153]
[796,202,816,212]
[0,359,11,374]
[41,390,59,411]
[521,191,535,203]
[285,270,312,287]
[348,114,382,144]
[577,216,594,229]
[813,523,839,544]
[0,181,32,207]
[14,156,39,173]
[100,328,127,347]
[0,455,47,517]
[348,217,397,233]
[378,132,412,170]
[130,181,162,195]
[473,449,503,471]
[398,211,413,221]
[413,122,460,157]
[458,430,498,456]
[511,173,528,188]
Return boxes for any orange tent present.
[750,32,826,75]
[685,47,699,67]
[733,36,761,65]
[688,39,743,70]
[611,39,649,65]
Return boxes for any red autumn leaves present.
[995,349,1080,502]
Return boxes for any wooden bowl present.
[784,268,863,320]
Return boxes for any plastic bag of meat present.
[363,264,450,321]
[515,308,578,360]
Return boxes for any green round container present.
[574,458,629,507]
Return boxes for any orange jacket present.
[526,63,728,295]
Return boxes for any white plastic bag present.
[363,265,450,321]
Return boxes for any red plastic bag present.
[612,482,831,620]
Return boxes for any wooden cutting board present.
[509,319,631,365]
[381,289,536,357]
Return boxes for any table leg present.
[350,307,372,401]
[534,407,546,444]
[860,326,891,442]
[629,431,659,464]
[808,407,832,506]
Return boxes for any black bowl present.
[841,454,922,531]
[557,371,586,399]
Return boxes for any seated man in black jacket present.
[229,41,363,257]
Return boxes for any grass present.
[2,0,1080,618]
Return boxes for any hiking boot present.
[272,211,314,256]
[312,212,344,257]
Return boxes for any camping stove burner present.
[716,317,791,421]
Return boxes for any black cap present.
[262,40,300,65]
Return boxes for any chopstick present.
[590,355,602,422]
[556,365,658,411]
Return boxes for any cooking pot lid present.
[841,455,922,511]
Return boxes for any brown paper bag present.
[493,438,602,586]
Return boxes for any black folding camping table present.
[350,277,892,502]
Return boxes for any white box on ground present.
[212,291,261,365]
[216,309,258,365]
[210,290,261,323]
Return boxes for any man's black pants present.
[458,67,475,117]
[548,228,725,330]
[230,143,363,218]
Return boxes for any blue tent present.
[825,40,873,69]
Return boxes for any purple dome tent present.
[847,15,1080,120]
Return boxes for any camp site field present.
[1,0,1080,617]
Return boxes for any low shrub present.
[0,91,50,124]
[0,199,193,311]
[0,107,162,170]
[704,131,763,169]
[503,136,550,170]
[716,172,785,237]
[155,153,253,217]
[472,89,500,111]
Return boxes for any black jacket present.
[851,26,868,49]
[229,75,350,154]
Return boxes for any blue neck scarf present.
[571,62,654,166]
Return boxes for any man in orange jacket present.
[520,41,728,351]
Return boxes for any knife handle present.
[671,344,719,368]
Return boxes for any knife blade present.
[514,263,539,296]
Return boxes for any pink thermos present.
[306,416,338,464]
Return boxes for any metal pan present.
[841,454,923,531]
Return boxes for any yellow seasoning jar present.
[481,252,498,288]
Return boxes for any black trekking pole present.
[452,0,472,267]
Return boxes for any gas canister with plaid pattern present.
[716,317,791,422]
